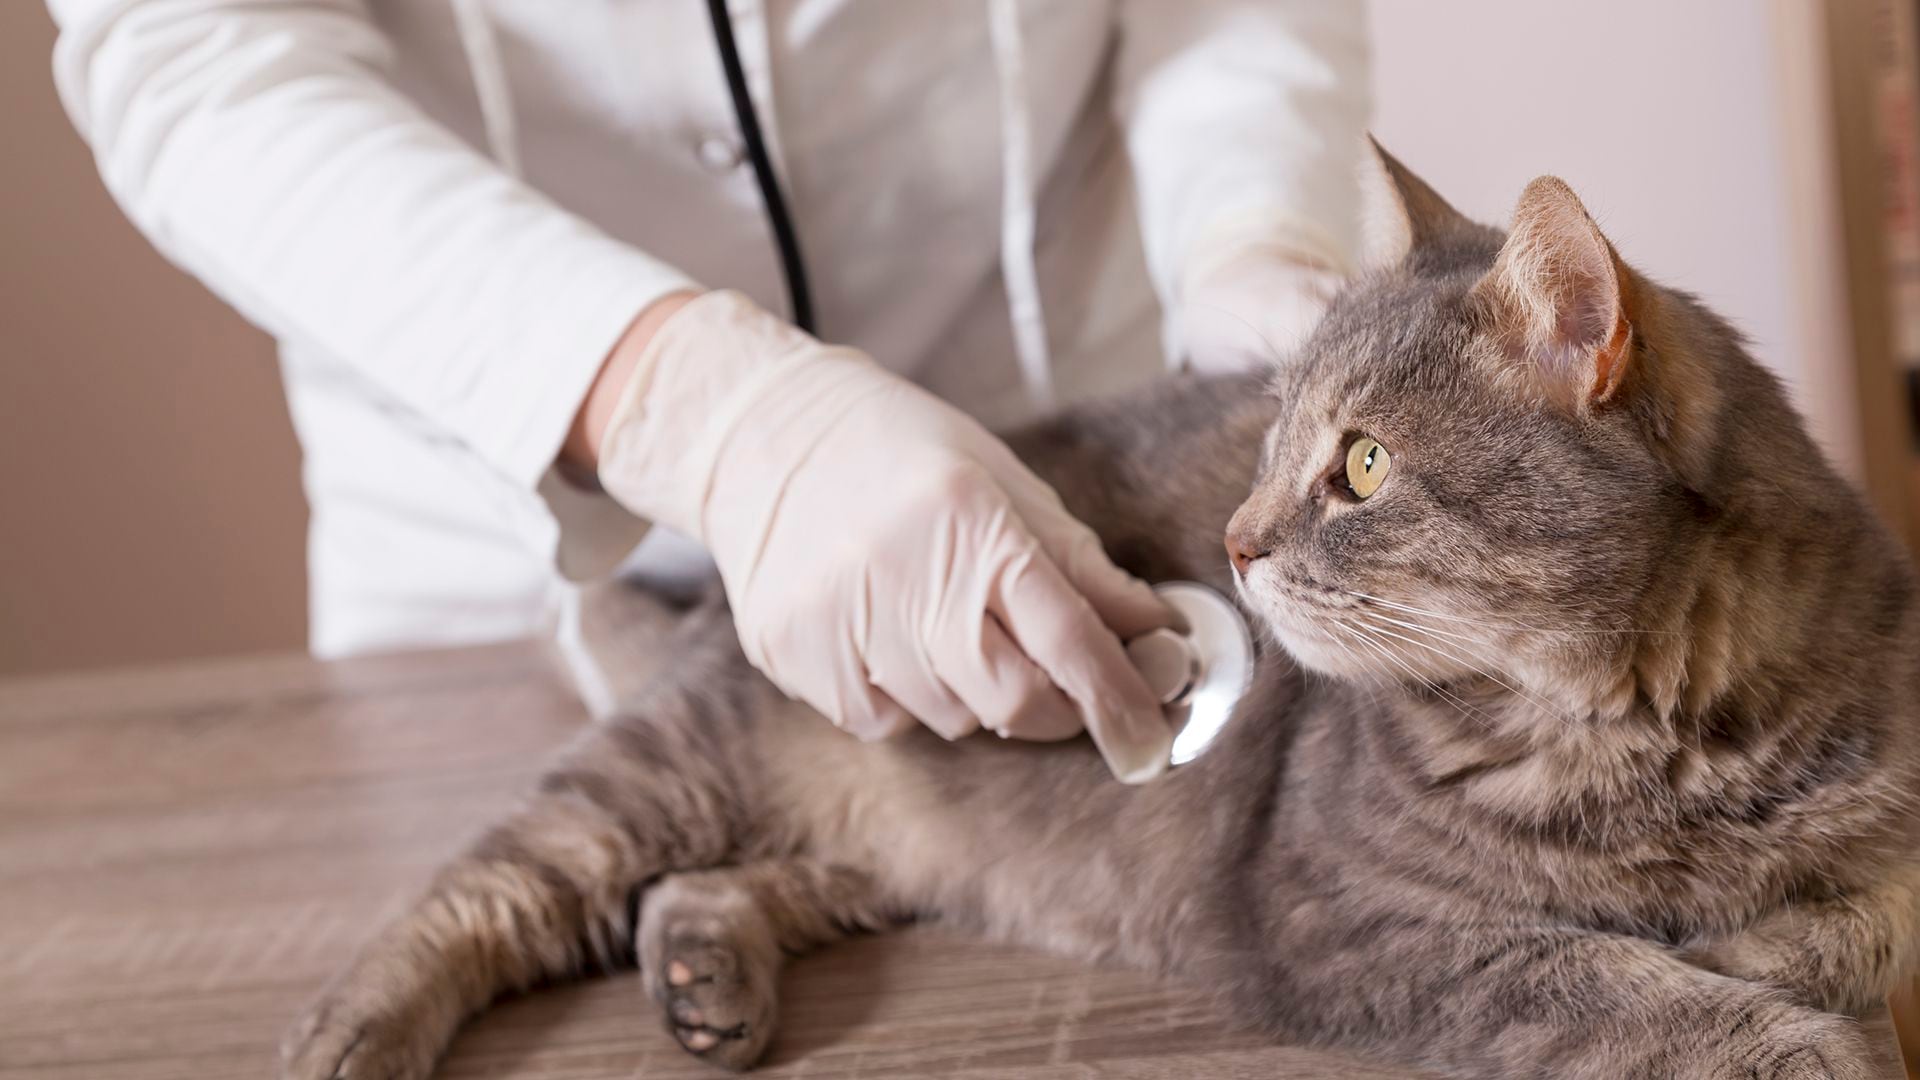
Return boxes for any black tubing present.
[705,0,815,333]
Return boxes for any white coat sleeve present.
[47,0,696,491]
[1113,1,1371,303]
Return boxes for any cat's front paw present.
[279,986,442,1080]
[1686,917,1901,1017]
[1698,1009,1877,1080]
[639,876,781,1071]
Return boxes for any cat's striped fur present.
[283,150,1920,1079]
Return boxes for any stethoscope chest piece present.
[1125,581,1256,767]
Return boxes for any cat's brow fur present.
[283,153,1920,1080]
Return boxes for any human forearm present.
[562,290,699,472]
[1113,0,1370,301]
[51,0,694,487]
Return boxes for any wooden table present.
[0,644,1904,1079]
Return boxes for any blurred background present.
[3,0,1918,677]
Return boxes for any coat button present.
[696,135,745,172]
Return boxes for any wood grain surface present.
[0,644,1903,1078]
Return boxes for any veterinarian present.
[49,1,1367,781]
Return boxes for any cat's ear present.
[1471,177,1635,410]
[1357,137,1472,270]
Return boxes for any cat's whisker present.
[1331,619,1498,733]
[1343,590,1680,639]
[1347,591,1557,635]
[1330,620,1436,699]
[1355,611,1592,723]
[1358,610,1493,650]
[1352,617,1585,731]
[1342,591,1494,627]
[1321,623,1370,682]
[1317,621,1392,717]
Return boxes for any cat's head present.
[1226,142,1833,721]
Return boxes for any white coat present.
[49,0,1369,657]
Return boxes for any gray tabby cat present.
[282,146,1920,1080]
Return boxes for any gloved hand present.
[1176,234,1345,375]
[596,290,1177,782]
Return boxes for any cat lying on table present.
[283,145,1920,1080]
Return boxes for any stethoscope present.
[706,0,815,334]
[706,7,1255,771]
[1127,583,1257,768]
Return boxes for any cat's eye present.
[1344,436,1391,499]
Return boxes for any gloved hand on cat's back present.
[591,290,1179,783]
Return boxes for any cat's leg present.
[1688,864,1920,1016]
[1266,920,1879,1079]
[280,704,754,1080]
[637,859,901,1069]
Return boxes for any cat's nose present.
[1225,533,1268,576]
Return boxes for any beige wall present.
[0,6,307,676]
[1370,0,1862,480]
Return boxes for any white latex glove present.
[1176,238,1345,375]
[597,291,1177,783]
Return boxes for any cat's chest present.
[1270,706,1794,938]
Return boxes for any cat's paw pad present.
[650,926,776,1069]
[279,998,434,1080]
[639,880,780,1071]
